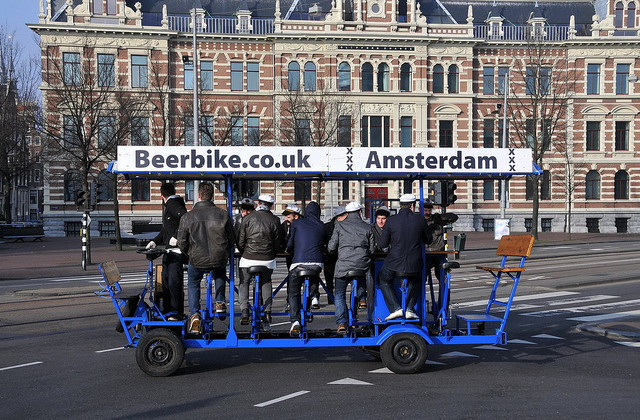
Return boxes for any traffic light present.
[444,180,458,206]
[75,189,86,207]
[428,182,443,206]
[91,181,104,207]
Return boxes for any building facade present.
[31,0,640,236]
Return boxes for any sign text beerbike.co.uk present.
[135,149,312,170]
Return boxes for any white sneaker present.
[385,309,403,321]
[311,297,320,309]
[406,310,419,320]
[290,321,301,337]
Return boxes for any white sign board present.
[115,146,534,176]
[494,218,511,240]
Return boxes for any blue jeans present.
[334,276,365,325]
[378,266,418,314]
[187,265,226,316]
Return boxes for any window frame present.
[447,64,459,94]
[247,62,259,92]
[483,66,495,95]
[97,53,115,87]
[131,55,148,88]
[616,63,630,95]
[400,63,412,92]
[63,52,81,86]
[377,63,390,92]
[304,61,316,92]
[614,170,629,199]
[586,63,600,95]
[439,120,454,147]
[362,63,374,92]
[585,170,600,200]
[586,121,600,151]
[288,62,300,91]
[338,62,351,92]
[200,61,213,90]
[433,64,444,93]
[231,61,243,91]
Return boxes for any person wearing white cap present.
[328,201,374,335]
[280,204,303,313]
[377,193,432,321]
[236,193,283,331]
[322,205,348,301]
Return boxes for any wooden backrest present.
[100,260,121,286]
[495,235,535,257]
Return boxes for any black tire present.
[135,328,185,377]
[380,333,428,374]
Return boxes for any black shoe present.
[240,309,250,325]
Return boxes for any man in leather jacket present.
[236,194,283,331]
[177,182,235,334]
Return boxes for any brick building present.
[30,0,640,236]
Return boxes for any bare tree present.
[0,25,41,222]
[276,80,354,204]
[39,40,149,258]
[505,39,575,239]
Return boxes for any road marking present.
[615,341,640,348]
[532,334,564,340]
[473,345,508,350]
[508,339,536,345]
[255,390,310,407]
[328,378,373,385]
[95,347,126,353]
[566,310,640,322]
[456,291,578,308]
[522,299,640,317]
[369,367,393,373]
[0,361,43,372]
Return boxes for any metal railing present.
[474,24,570,41]
[168,15,275,35]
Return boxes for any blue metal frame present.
[100,149,536,373]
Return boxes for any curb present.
[575,320,640,341]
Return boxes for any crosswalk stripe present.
[566,310,640,322]
[522,299,640,318]
[456,291,578,309]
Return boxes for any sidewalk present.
[2,231,640,280]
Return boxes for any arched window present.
[64,171,82,202]
[615,2,624,27]
[304,62,316,91]
[448,64,459,94]
[287,62,300,91]
[585,170,600,199]
[433,64,444,93]
[628,2,636,28]
[400,63,412,92]
[362,63,374,92]
[97,170,115,202]
[377,63,390,92]
[614,170,629,199]
[338,62,351,91]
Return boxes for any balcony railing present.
[168,15,275,35]
[474,24,571,41]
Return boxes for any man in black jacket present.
[177,182,235,334]
[286,201,327,336]
[378,194,432,321]
[237,194,282,331]
[146,183,187,320]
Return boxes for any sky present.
[2,0,41,60]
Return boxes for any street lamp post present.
[192,7,200,195]
[500,71,509,219]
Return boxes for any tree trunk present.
[2,179,11,223]
[531,175,540,240]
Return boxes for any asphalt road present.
[1,247,639,418]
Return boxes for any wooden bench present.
[456,234,535,336]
